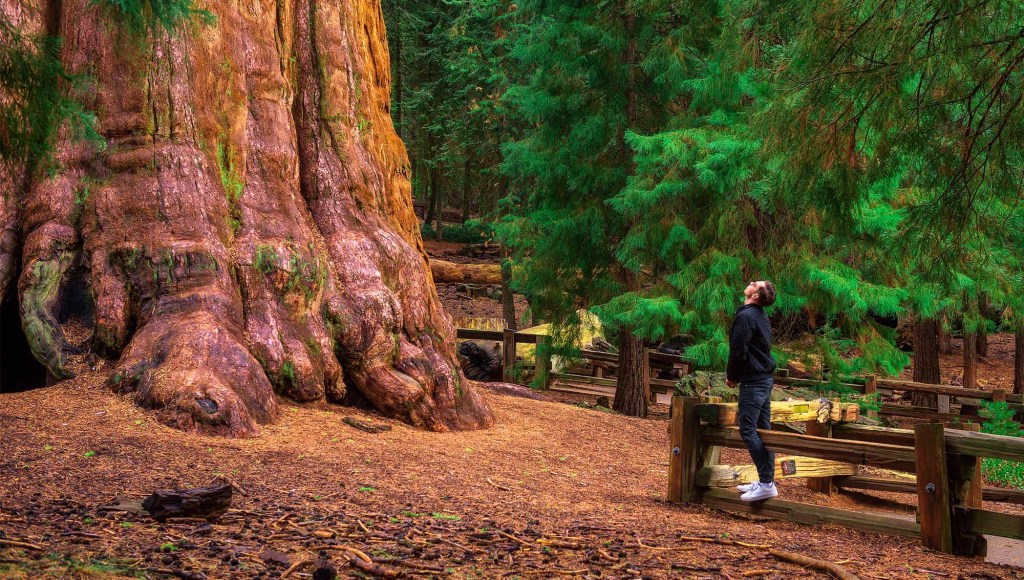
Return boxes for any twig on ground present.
[486,477,511,491]
[0,539,43,551]
[495,530,530,546]
[769,549,860,580]
[281,557,311,578]
[634,535,697,551]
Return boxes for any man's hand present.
[726,379,737,388]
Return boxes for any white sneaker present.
[740,482,778,502]
[736,482,758,493]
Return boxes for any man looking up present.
[726,280,778,501]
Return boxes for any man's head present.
[744,280,776,307]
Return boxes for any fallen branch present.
[635,535,697,552]
[0,539,43,551]
[281,557,311,578]
[495,530,530,546]
[769,549,859,580]
[486,477,511,491]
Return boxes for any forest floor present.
[1,240,1022,579]
[1,365,1021,580]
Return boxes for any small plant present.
[120,522,133,529]
[83,451,95,458]
[158,542,178,553]
[431,512,460,521]
[358,486,376,493]
[980,401,1024,489]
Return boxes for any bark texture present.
[1,0,493,435]
[612,327,647,418]
[912,317,940,408]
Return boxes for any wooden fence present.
[667,395,1024,556]
[455,327,1024,418]
[455,327,689,403]
[774,372,1024,422]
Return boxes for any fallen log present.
[429,259,501,285]
[142,482,232,520]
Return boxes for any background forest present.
[3,0,1024,416]
[384,0,1024,413]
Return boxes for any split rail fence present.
[455,327,689,404]
[666,395,1024,556]
[455,326,1024,418]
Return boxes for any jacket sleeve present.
[726,312,752,382]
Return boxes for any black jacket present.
[727,304,776,383]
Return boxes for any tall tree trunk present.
[1,0,492,435]
[912,318,940,407]
[613,326,647,418]
[1015,327,1024,395]
[963,331,977,389]
[610,11,644,419]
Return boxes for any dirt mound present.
[1,370,1021,578]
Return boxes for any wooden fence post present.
[993,389,1008,403]
[865,375,878,420]
[668,396,700,503]
[915,423,953,553]
[805,420,835,496]
[534,335,551,390]
[502,329,516,383]
[948,422,987,556]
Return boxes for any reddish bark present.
[963,331,978,389]
[912,318,940,408]
[1,0,493,435]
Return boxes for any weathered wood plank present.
[703,427,917,473]
[697,456,859,488]
[916,423,953,553]
[700,488,921,538]
[805,421,835,495]
[956,507,1024,541]
[679,397,702,503]
[667,397,685,503]
[696,400,859,426]
[836,476,1024,506]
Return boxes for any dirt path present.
[1,368,1021,579]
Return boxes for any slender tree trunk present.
[1015,327,1024,395]
[963,331,977,389]
[977,295,989,357]
[1,0,493,435]
[501,253,515,331]
[912,318,940,407]
[461,158,472,223]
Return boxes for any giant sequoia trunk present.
[0,0,493,435]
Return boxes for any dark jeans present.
[738,379,775,484]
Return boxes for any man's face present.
[744,281,764,302]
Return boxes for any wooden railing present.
[774,372,1024,422]
[667,396,1024,556]
[454,327,690,402]
[455,327,1023,417]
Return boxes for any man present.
[726,280,778,501]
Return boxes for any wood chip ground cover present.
[2,366,1022,579]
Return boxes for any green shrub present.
[980,401,1024,489]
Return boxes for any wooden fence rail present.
[668,395,1024,557]
[456,327,1023,421]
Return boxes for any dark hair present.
[756,281,776,307]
